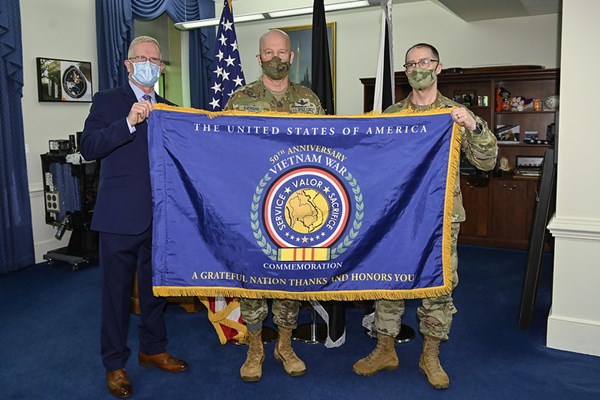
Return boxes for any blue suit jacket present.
[80,84,174,235]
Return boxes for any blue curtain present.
[189,24,214,110]
[95,0,134,90]
[0,0,35,273]
[96,0,214,109]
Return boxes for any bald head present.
[259,29,291,54]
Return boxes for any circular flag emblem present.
[263,166,350,248]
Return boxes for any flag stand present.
[396,324,416,343]
[292,307,327,344]
[261,326,277,343]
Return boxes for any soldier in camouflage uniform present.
[224,29,324,383]
[353,43,498,390]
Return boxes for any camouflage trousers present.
[374,223,460,340]
[240,298,300,331]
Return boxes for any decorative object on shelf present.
[510,96,524,111]
[477,95,489,107]
[524,131,539,141]
[544,95,559,110]
[453,90,476,106]
[533,98,543,111]
[517,155,544,168]
[495,124,520,143]
[510,96,533,111]
[496,156,513,177]
[513,155,543,177]
[524,138,551,145]
[523,128,549,144]
[523,129,550,145]
[496,86,510,112]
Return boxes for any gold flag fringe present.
[442,117,463,289]
[154,285,453,302]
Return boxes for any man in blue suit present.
[80,35,187,399]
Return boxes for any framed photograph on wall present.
[277,22,336,99]
[36,57,93,102]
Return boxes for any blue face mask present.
[131,61,161,87]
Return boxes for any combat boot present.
[419,336,449,389]
[273,327,306,376]
[352,333,399,376]
[240,330,264,382]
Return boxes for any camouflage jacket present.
[224,79,324,115]
[384,91,498,223]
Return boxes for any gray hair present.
[128,36,161,58]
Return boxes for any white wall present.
[21,0,98,262]
[228,0,560,115]
[547,0,600,357]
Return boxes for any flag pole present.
[205,0,278,345]
[364,0,415,344]
[291,0,345,348]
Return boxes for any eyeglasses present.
[403,58,439,72]
[129,55,163,65]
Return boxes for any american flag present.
[207,2,248,343]
[208,0,246,111]
[200,297,247,344]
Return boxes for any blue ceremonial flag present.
[148,106,460,300]
[208,0,245,111]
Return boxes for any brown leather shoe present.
[138,351,188,373]
[107,368,132,399]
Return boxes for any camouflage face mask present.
[261,56,290,81]
[407,67,437,90]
